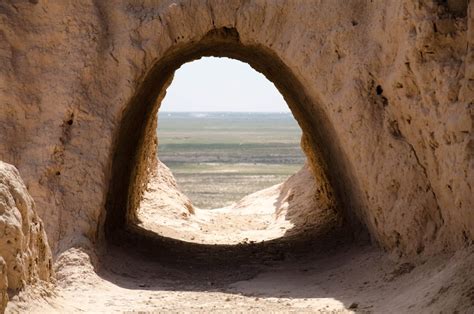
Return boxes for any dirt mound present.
[137,163,338,244]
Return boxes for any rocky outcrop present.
[0,257,7,313]
[136,163,338,244]
[136,159,195,231]
[0,161,53,311]
[0,1,472,258]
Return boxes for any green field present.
[157,112,305,208]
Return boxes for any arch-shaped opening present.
[138,56,310,244]
[104,28,368,259]
[157,56,302,210]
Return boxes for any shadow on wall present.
[273,163,342,240]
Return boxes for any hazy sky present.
[160,57,289,112]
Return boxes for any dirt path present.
[8,240,474,313]
[6,164,474,313]
[137,182,295,245]
[136,163,336,245]
[7,163,474,313]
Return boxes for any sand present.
[8,242,474,313]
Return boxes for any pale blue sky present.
[159,57,289,112]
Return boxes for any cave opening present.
[136,56,308,245]
[104,28,367,261]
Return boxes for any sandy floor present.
[7,242,474,313]
[6,168,474,313]
[137,182,295,245]
[136,163,336,245]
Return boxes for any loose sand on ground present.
[9,242,474,313]
[7,164,474,313]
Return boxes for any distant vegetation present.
[157,112,305,208]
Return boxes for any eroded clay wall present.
[0,161,53,311]
[0,0,472,256]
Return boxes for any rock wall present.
[136,159,195,228]
[0,0,472,257]
[0,161,53,312]
[0,257,7,313]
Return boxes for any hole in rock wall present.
[135,57,308,245]
[104,28,366,260]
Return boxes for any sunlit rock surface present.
[0,0,472,311]
[0,161,52,312]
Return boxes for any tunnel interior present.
[104,27,369,261]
